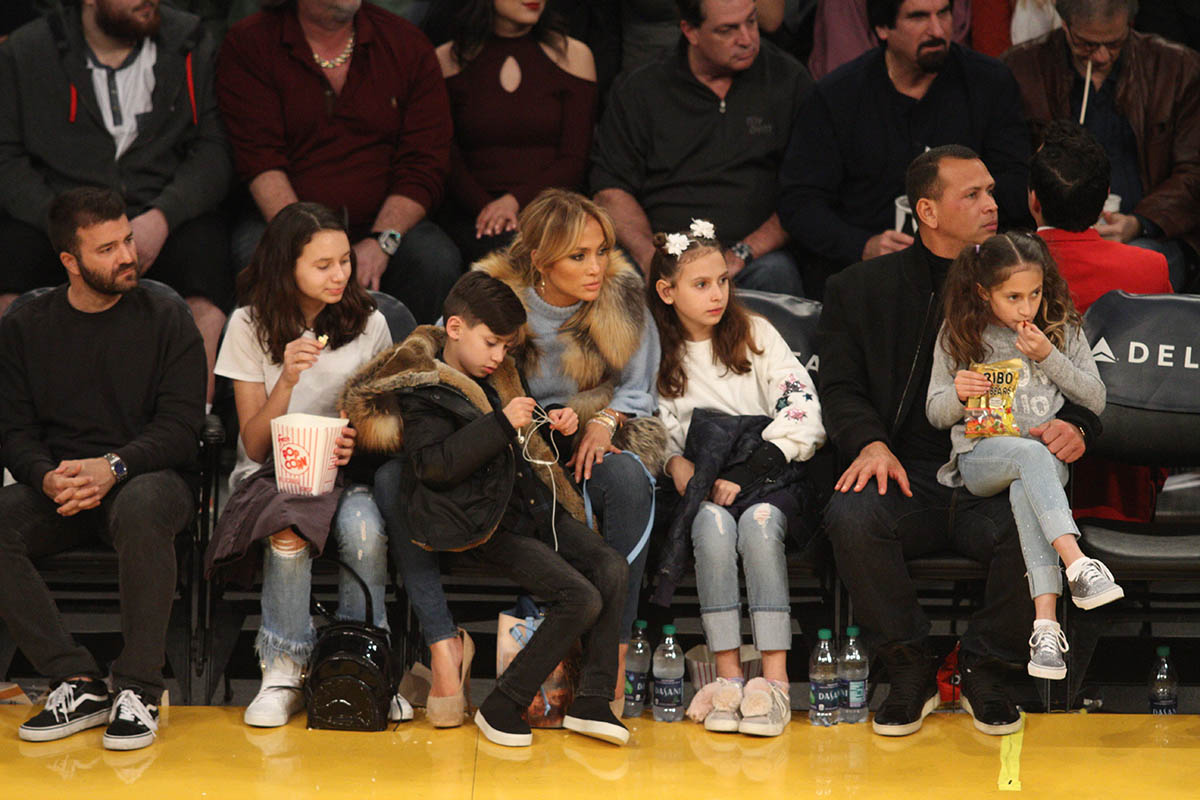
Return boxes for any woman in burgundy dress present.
[436,0,598,264]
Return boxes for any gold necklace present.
[312,30,355,69]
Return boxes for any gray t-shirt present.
[925,321,1106,487]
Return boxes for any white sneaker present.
[244,656,305,727]
[738,679,791,737]
[389,692,413,722]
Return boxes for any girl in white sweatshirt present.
[648,220,825,737]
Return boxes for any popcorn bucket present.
[270,413,344,496]
[685,644,762,692]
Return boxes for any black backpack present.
[305,558,395,731]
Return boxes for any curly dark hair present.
[236,202,375,364]
[646,230,762,399]
[941,232,1080,366]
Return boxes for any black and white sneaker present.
[872,644,939,737]
[564,696,629,745]
[102,689,160,751]
[959,656,1023,736]
[18,678,111,742]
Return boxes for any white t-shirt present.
[216,307,392,489]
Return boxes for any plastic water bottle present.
[838,626,869,724]
[651,624,685,722]
[623,620,652,718]
[1149,645,1178,715]
[809,628,840,726]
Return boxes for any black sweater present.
[0,286,206,490]
[816,239,1100,469]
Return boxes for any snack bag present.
[964,358,1022,437]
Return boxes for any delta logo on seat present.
[1091,337,1200,369]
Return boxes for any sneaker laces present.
[881,650,930,710]
[1029,626,1070,656]
[1077,559,1115,587]
[43,681,79,722]
[109,690,158,734]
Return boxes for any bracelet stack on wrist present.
[588,412,617,435]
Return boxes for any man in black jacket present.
[778,0,1032,297]
[818,146,1098,737]
[0,188,205,750]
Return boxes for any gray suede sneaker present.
[1068,558,1124,610]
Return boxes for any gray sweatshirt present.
[926,322,1106,487]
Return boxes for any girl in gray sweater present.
[926,233,1120,682]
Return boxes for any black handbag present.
[305,557,395,731]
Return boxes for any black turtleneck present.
[891,241,955,465]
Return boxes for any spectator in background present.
[1029,121,1171,525]
[436,0,597,264]
[592,0,810,296]
[0,0,231,402]
[808,0,970,79]
[218,0,461,323]
[1004,0,1200,291]
[778,0,1031,298]
[2,187,205,751]
[971,0,1061,57]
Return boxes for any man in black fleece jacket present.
[817,147,1099,738]
[0,188,204,751]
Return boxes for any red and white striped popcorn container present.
[270,413,345,496]
[685,644,763,692]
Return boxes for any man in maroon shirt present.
[217,0,460,322]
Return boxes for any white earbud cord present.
[515,404,562,552]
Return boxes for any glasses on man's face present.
[1064,24,1130,55]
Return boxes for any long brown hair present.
[646,230,762,399]
[236,202,375,364]
[941,231,1080,365]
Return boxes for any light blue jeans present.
[691,502,792,653]
[257,485,390,665]
[957,437,1077,599]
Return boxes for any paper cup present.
[685,644,763,691]
[1096,193,1122,226]
[894,195,915,234]
[270,413,345,496]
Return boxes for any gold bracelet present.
[588,415,617,435]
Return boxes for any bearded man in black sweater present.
[0,187,204,752]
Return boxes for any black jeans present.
[0,471,193,700]
[468,514,628,706]
[823,459,1033,664]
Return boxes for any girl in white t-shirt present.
[648,221,825,738]
[206,203,395,728]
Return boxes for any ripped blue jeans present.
[257,484,389,666]
[691,501,792,654]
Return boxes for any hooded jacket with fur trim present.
[340,325,587,552]
[472,249,668,476]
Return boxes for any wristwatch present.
[376,229,403,257]
[730,241,754,264]
[103,452,129,483]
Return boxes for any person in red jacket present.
[1030,121,1171,524]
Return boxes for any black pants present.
[0,213,233,308]
[468,514,628,706]
[0,471,193,700]
[823,459,1033,664]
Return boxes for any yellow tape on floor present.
[997,712,1026,791]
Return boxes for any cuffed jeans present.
[824,458,1033,665]
[257,484,389,665]
[957,437,1076,600]
[0,471,193,701]
[692,502,792,653]
[472,514,628,705]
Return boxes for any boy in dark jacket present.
[343,271,630,748]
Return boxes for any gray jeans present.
[957,437,1076,599]
[691,501,791,653]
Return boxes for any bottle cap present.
[818,628,832,640]
[662,624,676,636]
[846,626,860,637]
[1157,645,1170,658]
[634,619,647,629]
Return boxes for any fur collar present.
[339,325,588,522]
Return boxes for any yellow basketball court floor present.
[3,705,1196,799]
